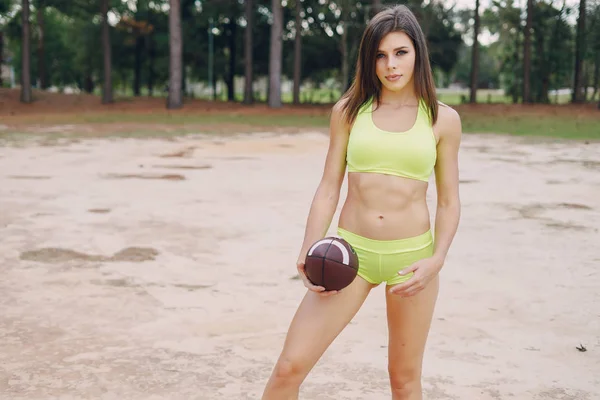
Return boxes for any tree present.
[523,0,533,103]
[167,0,182,108]
[243,0,253,104]
[1,0,15,87]
[36,0,47,89]
[531,0,571,103]
[589,2,600,102]
[422,1,462,80]
[268,0,283,108]
[114,0,155,97]
[340,0,349,93]
[483,0,524,103]
[224,0,240,102]
[572,0,586,103]
[453,43,500,90]
[21,0,32,103]
[101,0,113,104]
[292,0,301,104]
[469,0,480,103]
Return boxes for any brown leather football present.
[304,237,359,291]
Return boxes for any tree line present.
[1,0,599,109]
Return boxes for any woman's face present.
[374,31,416,93]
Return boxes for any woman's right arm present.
[296,100,351,294]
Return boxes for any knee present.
[388,365,422,398]
[271,358,306,385]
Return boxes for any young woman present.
[262,5,462,400]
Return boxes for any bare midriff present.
[338,172,431,240]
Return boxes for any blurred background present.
[1,3,599,397]
[0,0,598,139]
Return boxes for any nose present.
[387,57,397,70]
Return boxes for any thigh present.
[275,275,375,375]
[385,275,439,370]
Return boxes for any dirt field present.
[0,120,599,400]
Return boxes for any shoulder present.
[435,101,462,141]
[331,96,350,117]
[330,96,353,130]
[436,101,461,126]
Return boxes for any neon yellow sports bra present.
[346,97,437,182]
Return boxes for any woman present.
[262,4,461,400]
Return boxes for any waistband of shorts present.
[337,227,433,254]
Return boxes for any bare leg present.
[262,277,376,400]
[385,275,439,400]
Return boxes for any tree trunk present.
[21,0,32,103]
[181,50,186,96]
[243,0,254,104]
[268,0,283,108]
[340,0,349,93]
[148,33,155,96]
[84,67,94,93]
[146,1,155,97]
[167,0,183,109]
[101,0,113,104]
[535,31,549,103]
[583,62,589,102]
[0,32,4,86]
[293,0,302,105]
[469,0,480,103]
[522,0,533,103]
[134,36,143,96]
[212,77,217,101]
[227,13,237,102]
[37,2,47,89]
[512,37,520,104]
[592,52,599,101]
[548,2,566,104]
[573,0,586,103]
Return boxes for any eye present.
[397,50,408,56]
[376,53,385,59]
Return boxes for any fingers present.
[296,263,340,296]
[391,262,424,296]
[296,263,328,293]
[398,263,419,276]
[389,277,424,297]
[318,289,341,297]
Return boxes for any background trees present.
[0,0,597,107]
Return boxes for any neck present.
[378,83,418,106]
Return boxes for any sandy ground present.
[0,131,599,400]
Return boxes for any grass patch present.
[460,112,599,140]
[1,106,598,141]
[436,92,574,105]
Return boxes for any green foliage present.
[481,0,578,103]
[482,0,524,102]
[530,1,573,102]
[3,0,597,105]
[420,1,462,76]
[0,0,12,15]
[453,44,501,89]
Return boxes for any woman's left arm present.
[389,105,462,297]
[430,105,462,268]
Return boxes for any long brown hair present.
[340,4,438,126]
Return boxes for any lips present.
[386,74,402,81]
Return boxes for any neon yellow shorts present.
[337,227,434,286]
